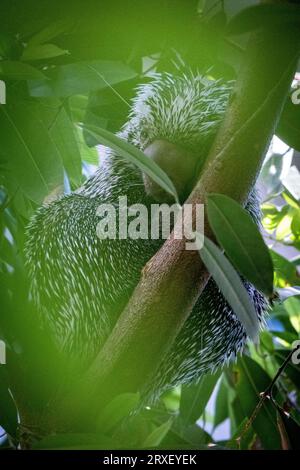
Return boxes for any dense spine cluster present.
[25,73,267,392]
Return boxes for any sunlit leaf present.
[162,387,181,413]
[283,192,300,211]
[271,250,299,288]
[291,210,300,237]
[275,211,293,241]
[262,204,287,232]
[271,331,296,348]
[284,296,300,333]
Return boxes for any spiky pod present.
[25,73,267,393]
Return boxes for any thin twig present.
[236,345,300,447]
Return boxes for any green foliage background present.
[0,0,299,450]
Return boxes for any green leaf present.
[0,97,64,204]
[227,417,255,450]
[33,433,119,450]
[227,4,300,36]
[69,95,89,123]
[283,191,300,211]
[235,356,281,449]
[259,331,275,354]
[0,32,13,59]
[271,250,299,288]
[0,366,18,438]
[27,19,74,46]
[0,60,46,80]
[97,393,140,433]
[262,204,288,233]
[213,375,229,428]
[83,125,179,203]
[179,424,212,448]
[48,105,82,187]
[271,302,299,336]
[207,193,274,296]
[284,296,300,333]
[291,210,300,237]
[271,330,296,346]
[28,60,137,97]
[276,406,300,450]
[274,349,300,389]
[161,387,181,413]
[75,127,99,165]
[198,235,260,341]
[275,208,293,241]
[180,371,221,425]
[228,393,245,437]
[276,91,300,152]
[143,419,173,448]
[22,44,69,61]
